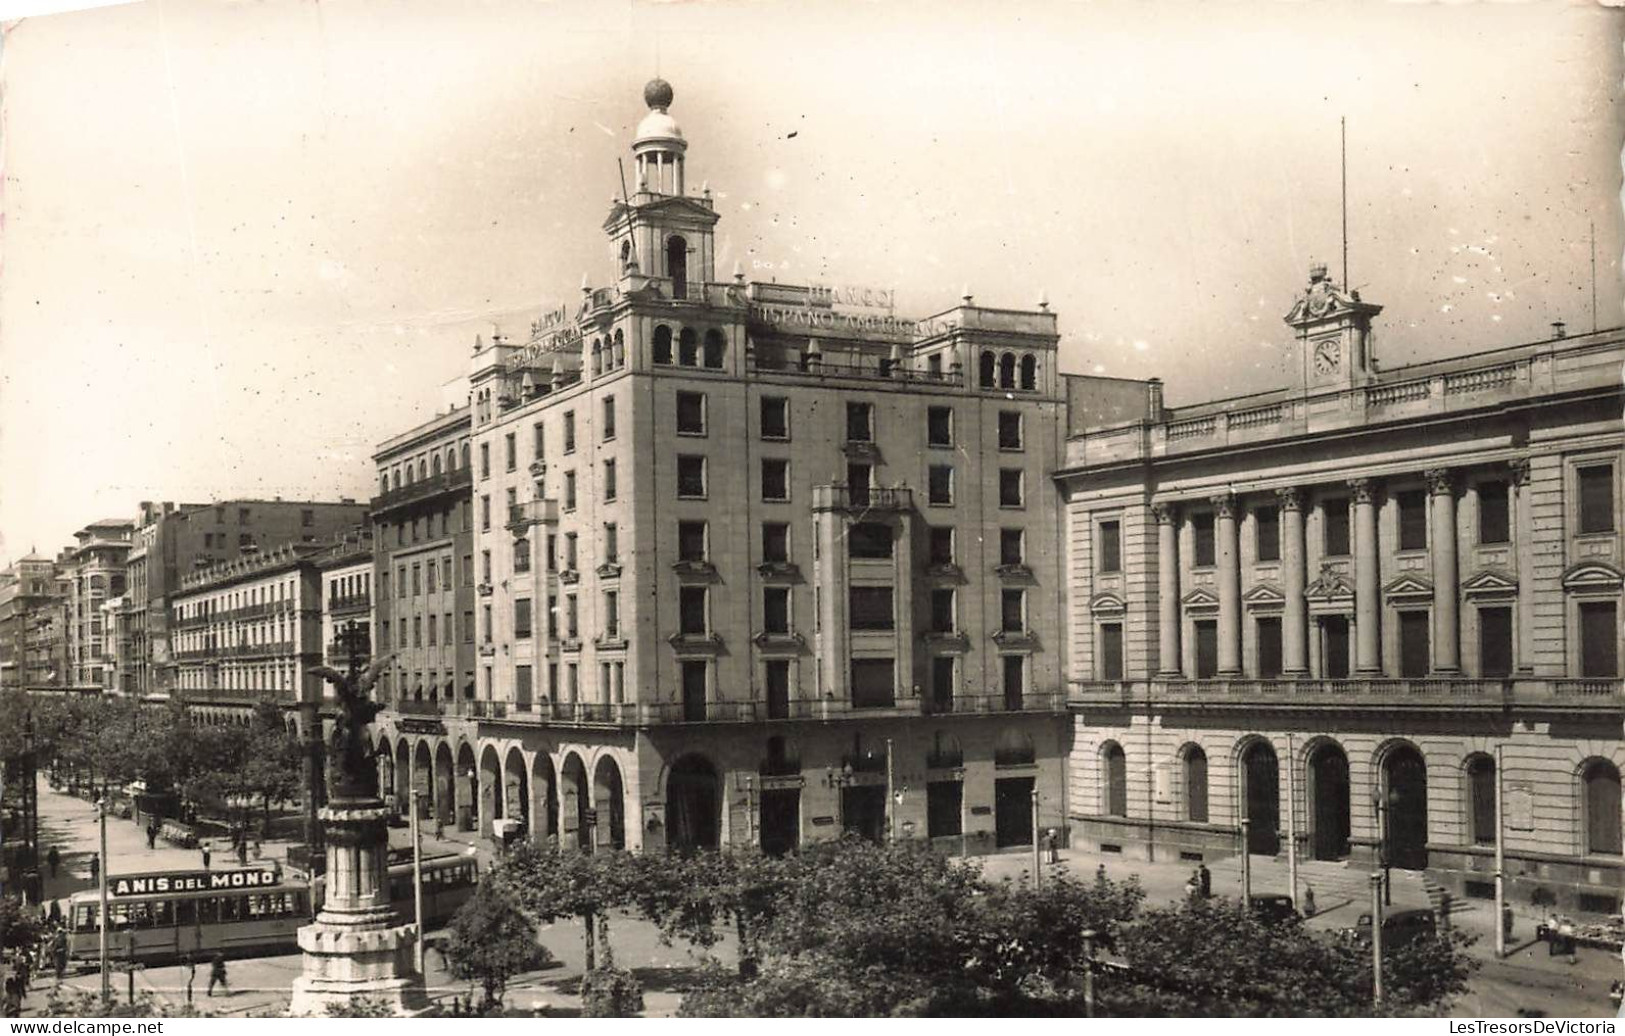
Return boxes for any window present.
[930,589,956,633]
[479,443,491,479]
[426,614,437,646]
[677,456,706,498]
[764,587,790,634]
[849,523,893,559]
[1002,655,1025,709]
[1479,607,1513,677]
[762,523,789,564]
[703,329,725,368]
[846,402,873,443]
[1397,490,1427,551]
[602,396,616,440]
[504,433,517,472]
[563,411,576,453]
[1323,498,1350,556]
[850,658,895,708]
[927,781,962,837]
[653,325,673,364]
[481,550,491,584]
[532,421,545,459]
[999,469,1024,508]
[1103,743,1127,817]
[1580,601,1618,678]
[412,564,422,596]
[515,665,533,709]
[1194,620,1218,678]
[761,397,789,440]
[565,532,579,571]
[603,459,617,501]
[765,659,791,718]
[1184,746,1209,823]
[1100,623,1124,679]
[849,587,894,630]
[1255,506,1280,562]
[1192,513,1215,567]
[546,595,558,639]
[1584,760,1623,855]
[681,660,706,720]
[426,562,438,593]
[927,407,953,447]
[1399,611,1430,678]
[678,327,698,366]
[680,587,708,635]
[998,411,1023,450]
[1467,755,1495,846]
[1579,464,1615,534]
[301,509,314,527]
[762,459,789,502]
[545,535,557,572]
[1099,521,1121,573]
[565,595,579,639]
[480,495,491,532]
[604,591,620,637]
[1000,528,1024,566]
[1478,482,1509,544]
[1256,616,1283,678]
[412,616,422,648]
[564,471,577,511]
[676,392,707,435]
[238,507,250,525]
[1001,589,1025,632]
[979,352,996,388]
[678,521,707,562]
[929,527,955,565]
[604,523,619,563]
[928,465,954,506]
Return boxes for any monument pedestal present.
[288,801,428,1017]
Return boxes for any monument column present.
[1426,468,1460,673]
[1351,478,1383,675]
[1278,487,1309,675]
[1154,503,1182,676]
[1214,493,1242,676]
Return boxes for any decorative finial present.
[701,179,711,198]
[961,285,973,306]
[643,78,674,111]
[580,273,591,296]
[1309,261,1328,283]
[1037,288,1049,312]
[732,259,745,284]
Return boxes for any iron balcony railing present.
[370,466,474,515]
[1068,677,1625,710]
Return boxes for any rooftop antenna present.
[616,157,640,271]
[1341,116,1349,289]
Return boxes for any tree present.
[234,702,301,836]
[629,848,790,976]
[443,881,551,1012]
[494,841,635,971]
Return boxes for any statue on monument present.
[308,621,396,802]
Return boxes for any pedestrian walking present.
[1095,863,1107,885]
[1303,885,1317,917]
[207,953,228,997]
[1184,870,1200,901]
[250,839,262,862]
[1198,863,1212,899]
[88,854,99,885]
[52,930,67,980]
[1608,980,1623,1013]
[236,840,248,868]
[46,846,59,879]
[1044,828,1059,864]
[146,823,158,850]
[201,845,212,870]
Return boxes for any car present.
[1349,908,1437,950]
[1248,894,1299,925]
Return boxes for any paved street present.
[15,775,1621,1017]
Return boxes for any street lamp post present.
[410,789,425,975]
[1239,816,1252,907]
[1080,928,1097,1018]
[97,798,110,1002]
[1370,871,1385,1005]
[885,738,896,841]
[1030,789,1041,889]
[1372,788,1392,907]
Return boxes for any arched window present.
[380,473,389,493]
[1019,354,1037,390]
[1102,741,1127,817]
[431,454,442,477]
[994,730,1036,768]
[1583,759,1622,855]
[703,329,725,369]
[460,442,471,469]
[927,731,964,770]
[419,460,427,481]
[1462,754,1496,846]
[404,465,414,487]
[446,447,456,471]
[653,325,673,365]
[1184,744,1209,823]
[999,352,1017,389]
[667,235,689,299]
[679,327,699,366]
[979,352,997,388]
[620,239,632,271]
[612,329,625,368]
[591,340,603,376]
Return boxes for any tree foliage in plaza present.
[628,847,790,976]
[494,840,638,971]
[233,701,302,836]
[443,881,552,1012]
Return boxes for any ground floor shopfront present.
[368,708,1070,857]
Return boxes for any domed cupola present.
[633,78,687,196]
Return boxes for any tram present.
[66,856,478,965]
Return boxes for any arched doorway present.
[1583,759,1622,855]
[560,753,589,851]
[479,745,503,836]
[759,737,800,856]
[1307,740,1351,860]
[454,742,477,832]
[413,741,433,819]
[1382,743,1430,870]
[593,756,627,851]
[504,748,530,840]
[532,754,558,845]
[666,755,721,852]
[434,742,455,827]
[1241,739,1280,856]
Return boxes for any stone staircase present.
[1202,854,1472,919]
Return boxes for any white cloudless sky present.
[0,0,1619,560]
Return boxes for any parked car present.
[1248,895,1299,925]
[1349,908,1437,950]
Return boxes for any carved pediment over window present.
[1304,568,1355,603]
[921,630,970,652]
[1561,560,1624,594]
[1180,586,1220,611]
[1090,591,1127,616]
[1461,569,1518,598]
[596,562,623,580]
[1242,583,1285,610]
[1382,573,1434,602]
[556,568,580,585]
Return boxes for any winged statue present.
[307,650,399,801]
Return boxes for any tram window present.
[175,901,197,926]
[293,891,309,914]
[75,905,96,931]
[153,902,174,927]
[107,904,130,929]
[219,898,240,923]
[125,903,150,928]
[198,898,220,925]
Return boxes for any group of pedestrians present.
[1183,864,1214,900]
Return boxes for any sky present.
[0,0,1620,562]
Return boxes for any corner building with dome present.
[367,81,1089,855]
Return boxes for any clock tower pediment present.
[1284,262,1382,393]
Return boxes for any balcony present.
[668,632,724,655]
[328,593,371,614]
[1067,677,1625,713]
[812,484,913,513]
[671,559,718,580]
[371,466,473,516]
[756,561,802,581]
[991,629,1041,651]
[751,630,806,651]
[921,630,970,652]
[507,499,558,531]
[994,562,1035,580]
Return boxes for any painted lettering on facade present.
[108,868,279,898]
[747,304,958,340]
[504,323,585,372]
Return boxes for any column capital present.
[1209,492,1237,519]
[1424,468,1454,496]
[1507,456,1531,487]
[1151,501,1179,525]
[1347,477,1379,505]
[1274,486,1304,512]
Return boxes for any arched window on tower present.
[431,454,442,477]
[999,352,1017,389]
[1583,758,1622,855]
[1019,354,1037,390]
[620,239,633,272]
[703,329,725,369]
[979,352,997,389]
[679,327,699,366]
[653,325,673,365]
[667,235,689,300]
[613,329,625,368]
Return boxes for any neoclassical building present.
[1061,265,1624,910]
